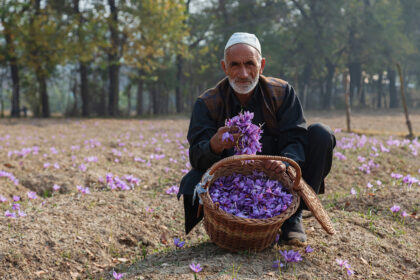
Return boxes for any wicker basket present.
[197,154,336,252]
[197,155,301,252]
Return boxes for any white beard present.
[228,75,259,95]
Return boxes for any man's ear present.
[221,59,228,75]
[259,58,266,74]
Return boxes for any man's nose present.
[238,65,249,78]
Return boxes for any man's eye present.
[231,62,239,67]
[246,61,255,66]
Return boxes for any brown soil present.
[0,111,419,280]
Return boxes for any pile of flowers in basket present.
[209,111,292,219]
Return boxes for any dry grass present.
[0,111,419,280]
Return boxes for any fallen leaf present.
[117,257,129,263]
[160,233,168,245]
[4,163,14,168]
[360,257,368,265]
[35,271,46,277]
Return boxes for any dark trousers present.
[179,123,336,234]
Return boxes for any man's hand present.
[210,126,240,154]
[264,160,286,174]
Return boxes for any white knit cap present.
[224,32,261,54]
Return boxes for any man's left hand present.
[264,160,286,174]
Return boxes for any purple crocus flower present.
[336,259,348,267]
[0,195,7,203]
[12,203,20,210]
[18,210,27,217]
[112,270,124,279]
[53,184,61,191]
[222,132,234,143]
[173,237,185,248]
[27,191,38,200]
[401,211,408,217]
[280,250,302,263]
[350,188,357,195]
[189,263,203,273]
[390,205,400,213]
[13,195,20,202]
[5,210,16,218]
[305,245,314,253]
[165,185,179,195]
[272,260,284,268]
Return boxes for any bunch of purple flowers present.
[224,111,263,155]
[209,171,293,219]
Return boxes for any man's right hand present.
[209,126,240,154]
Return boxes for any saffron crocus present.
[222,132,234,143]
[280,250,302,263]
[401,211,408,217]
[27,191,38,200]
[53,184,61,191]
[390,205,400,213]
[12,203,20,210]
[18,210,27,217]
[0,195,7,203]
[305,245,314,253]
[13,195,20,202]
[272,260,284,268]
[173,237,185,248]
[112,270,124,279]
[350,188,357,195]
[165,185,179,195]
[5,210,16,218]
[189,262,203,273]
[336,259,348,267]
[367,182,373,189]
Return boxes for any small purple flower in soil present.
[391,173,403,179]
[272,260,284,268]
[27,191,38,200]
[112,270,124,279]
[350,188,357,195]
[0,195,7,203]
[336,259,348,267]
[18,210,27,217]
[390,205,400,213]
[367,182,373,189]
[376,180,382,186]
[79,163,87,172]
[13,195,20,202]
[401,211,408,217]
[305,245,314,253]
[12,203,20,210]
[274,234,280,243]
[189,262,203,273]
[280,250,302,263]
[5,210,16,218]
[53,184,61,191]
[165,185,179,195]
[173,237,185,248]
[346,268,354,276]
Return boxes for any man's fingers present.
[275,163,285,173]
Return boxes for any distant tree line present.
[0,0,419,118]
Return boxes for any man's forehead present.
[225,44,260,61]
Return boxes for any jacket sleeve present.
[187,98,224,171]
[276,85,307,166]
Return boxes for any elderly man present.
[178,32,335,244]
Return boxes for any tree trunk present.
[107,0,120,116]
[36,71,50,117]
[4,23,20,117]
[73,0,90,117]
[175,54,183,113]
[80,62,89,116]
[151,85,158,115]
[388,68,399,108]
[124,82,132,116]
[377,72,383,108]
[323,60,335,110]
[348,62,361,106]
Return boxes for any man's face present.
[221,44,265,95]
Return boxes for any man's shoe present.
[280,210,307,245]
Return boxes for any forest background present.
[1,0,420,118]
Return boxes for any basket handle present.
[207,154,301,191]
